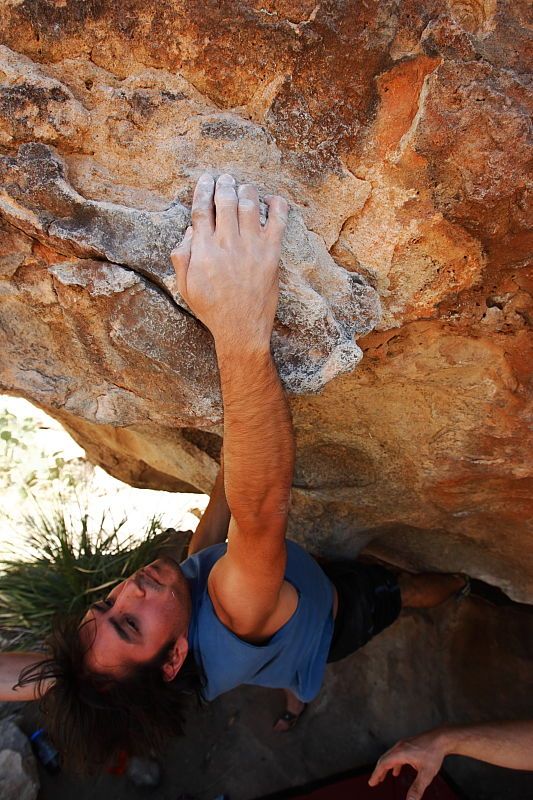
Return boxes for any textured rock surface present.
[0,720,39,800]
[0,50,380,396]
[0,2,532,601]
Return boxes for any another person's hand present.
[368,730,447,800]
[171,173,288,353]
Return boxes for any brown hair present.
[17,614,204,774]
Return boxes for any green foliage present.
[0,506,166,650]
[0,405,89,499]
[0,409,33,487]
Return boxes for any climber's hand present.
[171,173,288,353]
[368,731,446,800]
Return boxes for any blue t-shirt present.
[180,539,335,702]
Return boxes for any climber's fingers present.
[368,736,442,800]
[191,172,216,235]
[170,226,193,298]
[237,183,261,236]
[214,174,239,242]
[406,768,435,800]
[264,194,289,246]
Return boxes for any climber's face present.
[80,557,191,679]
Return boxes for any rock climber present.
[1,174,466,771]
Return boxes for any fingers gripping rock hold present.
[0,146,381,398]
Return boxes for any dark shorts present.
[321,560,402,664]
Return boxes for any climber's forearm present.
[217,345,294,536]
[441,721,533,771]
[188,464,231,555]
[0,652,50,701]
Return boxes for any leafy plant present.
[0,505,167,650]
[0,403,90,498]
[0,409,31,487]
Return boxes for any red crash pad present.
[256,766,461,800]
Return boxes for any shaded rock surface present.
[34,597,533,800]
[0,720,39,800]
[0,2,531,605]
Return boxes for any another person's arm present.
[0,652,49,701]
[369,721,533,800]
[171,173,294,640]
[187,461,231,556]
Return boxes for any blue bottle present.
[30,728,61,774]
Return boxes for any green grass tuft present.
[0,504,166,650]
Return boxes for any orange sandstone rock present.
[0,2,531,600]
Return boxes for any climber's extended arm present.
[0,652,50,701]
[187,461,231,556]
[171,173,295,641]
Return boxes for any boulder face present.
[0,2,531,600]
[0,721,39,800]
